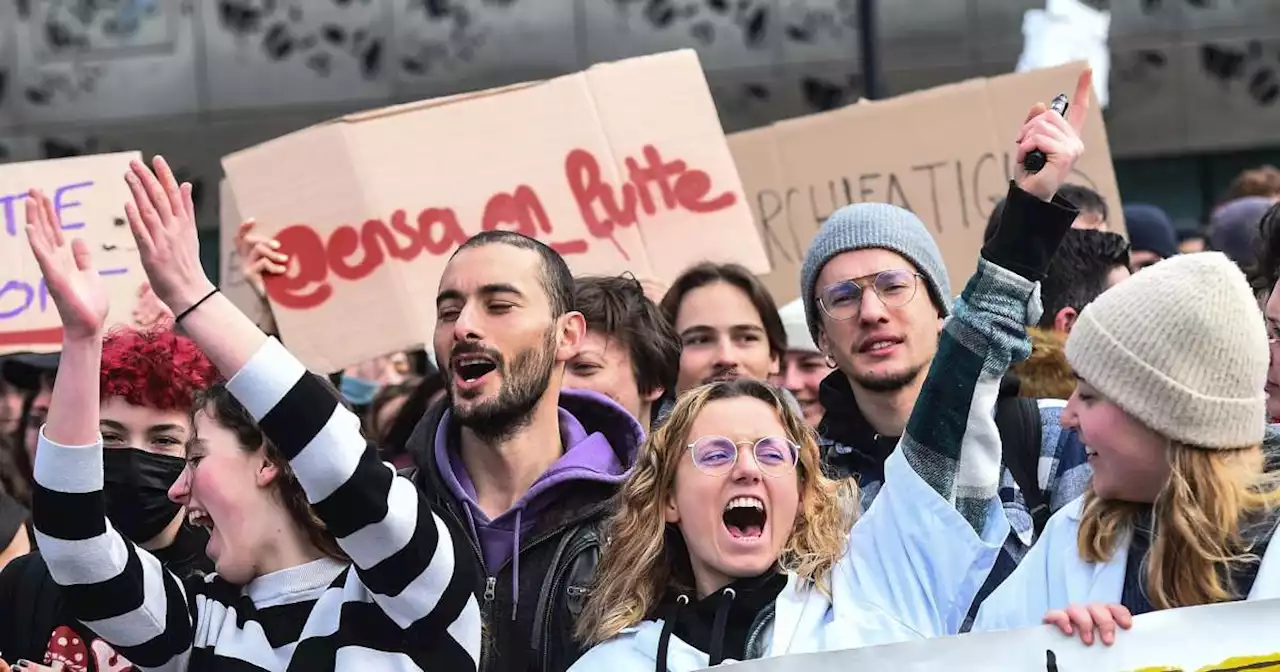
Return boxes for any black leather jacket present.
[402,399,621,672]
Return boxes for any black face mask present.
[103,448,186,543]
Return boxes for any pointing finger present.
[1067,67,1093,133]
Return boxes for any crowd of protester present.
[0,68,1277,671]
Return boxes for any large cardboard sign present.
[713,598,1280,671]
[217,180,274,329]
[729,62,1124,305]
[223,49,767,373]
[0,152,146,354]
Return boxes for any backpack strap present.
[995,396,1050,539]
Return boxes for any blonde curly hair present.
[575,379,856,646]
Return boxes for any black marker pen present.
[1022,94,1070,174]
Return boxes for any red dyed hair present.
[100,324,220,412]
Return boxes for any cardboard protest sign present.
[729,61,1123,305]
[713,598,1280,672]
[0,152,147,355]
[217,180,274,330]
[222,49,767,373]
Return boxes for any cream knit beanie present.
[1065,252,1269,449]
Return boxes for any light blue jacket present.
[570,255,1041,671]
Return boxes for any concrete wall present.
[1,0,1279,245]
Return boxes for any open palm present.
[25,189,109,340]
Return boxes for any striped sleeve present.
[31,430,194,671]
[224,338,482,668]
[899,257,1039,536]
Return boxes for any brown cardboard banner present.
[217,179,274,330]
[0,152,147,354]
[729,62,1123,305]
[222,49,767,373]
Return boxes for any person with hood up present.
[0,326,217,671]
[406,230,646,672]
[1122,203,1178,272]
[1012,228,1130,401]
[973,252,1280,644]
[567,73,1087,671]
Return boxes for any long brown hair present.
[195,383,347,562]
[1078,442,1280,609]
[575,378,855,646]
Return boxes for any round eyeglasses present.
[818,269,922,321]
[687,435,800,478]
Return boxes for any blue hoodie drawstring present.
[511,508,522,620]
[655,594,688,672]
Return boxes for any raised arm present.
[122,158,481,662]
[25,188,193,670]
[836,70,1090,638]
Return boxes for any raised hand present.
[25,188,109,341]
[1043,602,1132,646]
[1015,68,1093,202]
[123,156,215,315]
[235,218,288,297]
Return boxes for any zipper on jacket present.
[538,534,598,671]
[483,576,497,604]
[743,601,776,659]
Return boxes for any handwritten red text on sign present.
[266,144,736,310]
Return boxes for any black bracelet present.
[175,288,219,324]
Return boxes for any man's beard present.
[852,362,926,393]
[451,329,558,443]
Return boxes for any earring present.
[824,354,837,369]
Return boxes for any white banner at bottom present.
[707,599,1280,671]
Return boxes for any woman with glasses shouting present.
[567,70,1094,672]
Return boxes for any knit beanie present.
[1066,252,1268,448]
[799,203,952,342]
[1209,196,1273,266]
[779,298,819,355]
[1122,204,1179,259]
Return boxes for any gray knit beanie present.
[800,203,952,342]
[1066,252,1269,449]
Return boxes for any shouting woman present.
[568,72,1092,670]
[23,158,481,671]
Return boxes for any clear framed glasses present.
[687,435,799,478]
[818,269,922,321]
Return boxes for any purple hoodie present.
[432,388,643,603]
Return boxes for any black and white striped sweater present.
[31,338,482,671]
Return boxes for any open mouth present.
[722,496,767,539]
[453,355,497,383]
[188,509,215,533]
[859,336,903,354]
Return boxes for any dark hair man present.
[658,262,787,395]
[1014,229,1131,400]
[565,275,679,429]
[405,231,644,672]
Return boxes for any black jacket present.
[0,524,211,670]
[404,397,635,672]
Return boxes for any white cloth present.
[1017,0,1111,108]
[568,449,1010,671]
